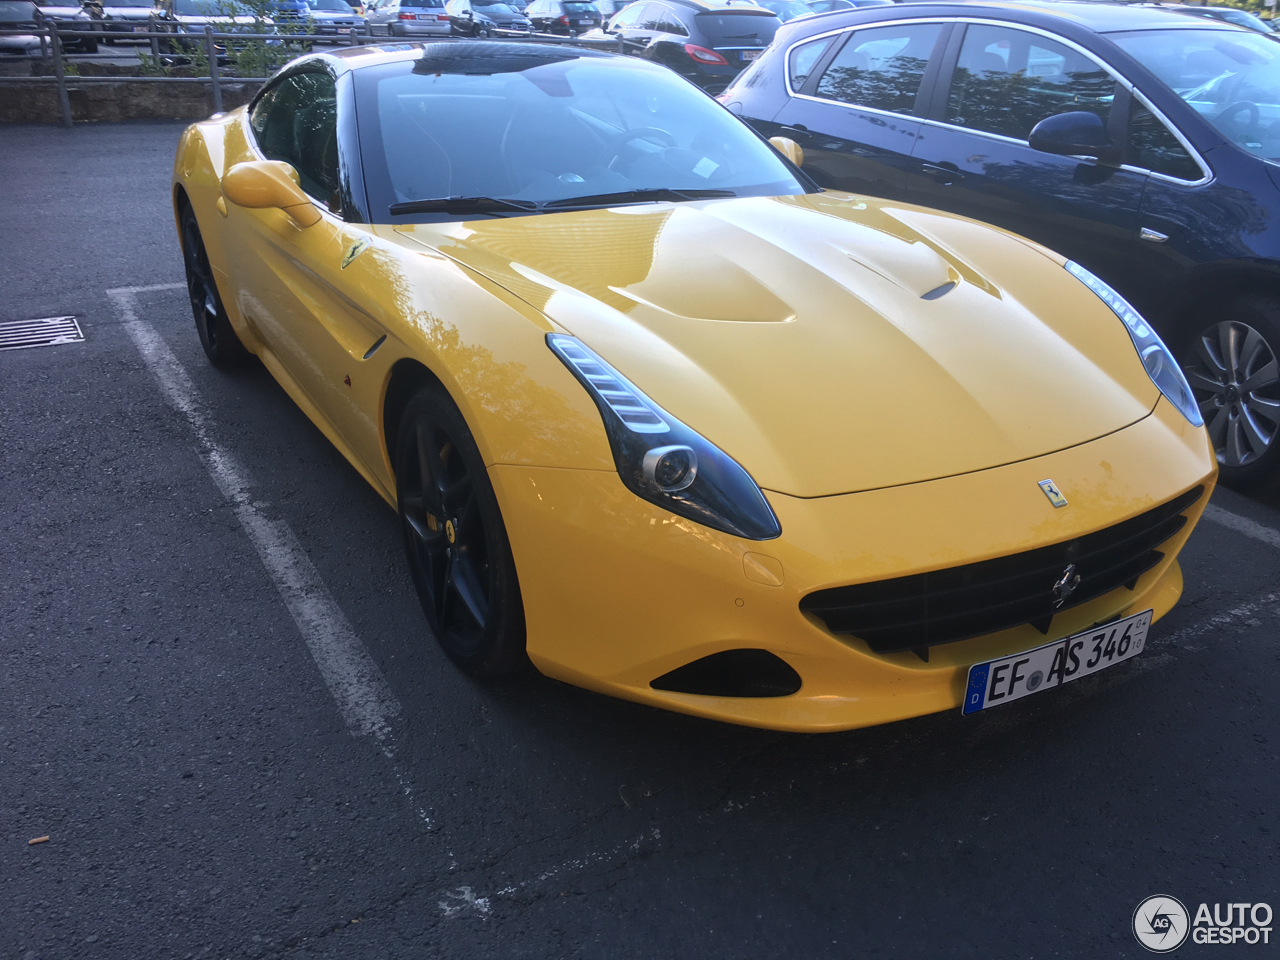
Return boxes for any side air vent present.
[651,649,802,698]
[548,335,670,433]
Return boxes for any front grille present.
[800,485,1204,656]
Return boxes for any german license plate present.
[741,49,761,61]
[962,609,1151,715]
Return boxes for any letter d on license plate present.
[962,610,1151,715]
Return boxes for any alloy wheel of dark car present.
[395,387,527,677]
[1181,297,1280,482]
[180,204,246,367]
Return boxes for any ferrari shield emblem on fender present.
[341,237,371,269]
[1038,479,1068,508]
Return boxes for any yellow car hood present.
[393,193,1158,498]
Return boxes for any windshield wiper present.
[389,196,539,217]
[543,188,737,209]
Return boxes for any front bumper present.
[489,397,1216,732]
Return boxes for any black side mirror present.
[1028,111,1121,165]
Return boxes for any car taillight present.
[398,11,415,17]
[558,13,568,23]
[436,12,448,18]
[684,43,727,65]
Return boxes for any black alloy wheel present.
[180,203,247,367]
[1181,294,1280,487]
[395,386,527,677]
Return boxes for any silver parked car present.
[363,0,448,37]
[304,0,360,39]
[154,0,275,52]
[0,0,45,52]
[32,0,100,50]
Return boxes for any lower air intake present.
[651,649,801,698]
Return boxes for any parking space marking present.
[108,287,420,790]
[1202,504,1280,552]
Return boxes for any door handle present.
[920,162,963,185]
[779,124,809,142]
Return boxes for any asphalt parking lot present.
[2,121,1278,959]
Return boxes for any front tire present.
[179,202,247,367]
[1179,294,1280,488]
[395,386,527,677]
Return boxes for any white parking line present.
[107,286,432,823]
[1202,504,1280,552]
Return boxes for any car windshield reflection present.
[1113,27,1280,163]
[356,48,806,221]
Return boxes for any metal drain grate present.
[0,316,85,352]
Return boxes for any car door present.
[910,21,1149,293]
[1125,91,1236,325]
[224,70,391,479]
[369,0,393,32]
[769,21,949,199]
[447,0,475,32]
[607,1,653,53]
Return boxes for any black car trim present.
[782,23,855,98]
[781,13,1214,187]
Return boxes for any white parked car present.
[363,0,448,37]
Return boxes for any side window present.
[611,1,644,28]
[814,23,943,115]
[945,25,1116,141]
[1129,100,1202,181]
[657,5,687,35]
[250,72,341,210]
[787,34,834,92]
[639,2,662,30]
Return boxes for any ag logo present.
[1134,895,1190,953]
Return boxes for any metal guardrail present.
[0,21,623,127]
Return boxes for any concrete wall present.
[0,79,262,122]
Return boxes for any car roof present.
[293,38,623,75]
[663,0,776,12]
[796,0,1250,33]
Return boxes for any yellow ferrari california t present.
[172,41,1216,732]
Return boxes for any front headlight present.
[1065,261,1203,427]
[548,334,781,540]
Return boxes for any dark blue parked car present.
[723,1,1280,485]
[273,0,309,22]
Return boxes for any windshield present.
[307,0,352,10]
[695,10,777,41]
[1183,7,1275,33]
[0,0,37,18]
[474,0,517,9]
[1113,27,1280,163]
[356,49,805,221]
[563,1,597,10]
[757,0,810,21]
